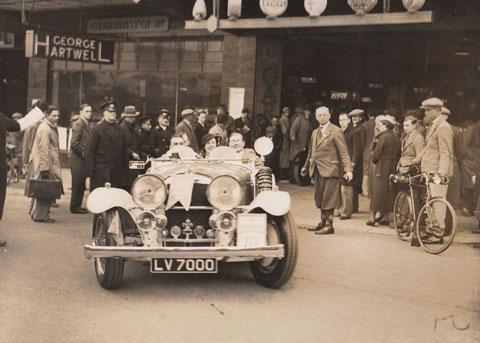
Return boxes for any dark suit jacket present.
[70,117,90,159]
[149,125,174,158]
[303,123,352,178]
[176,120,199,153]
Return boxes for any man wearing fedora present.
[413,97,454,244]
[86,101,125,191]
[176,107,200,153]
[119,105,141,190]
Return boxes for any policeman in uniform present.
[85,102,125,191]
[149,109,174,158]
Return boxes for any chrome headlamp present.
[131,174,167,210]
[206,175,244,211]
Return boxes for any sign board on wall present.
[0,32,14,48]
[86,16,169,34]
[228,87,245,119]
[25,30,114,64]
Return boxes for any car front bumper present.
[84,244,285,261]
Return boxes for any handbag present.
[28,178,63,200]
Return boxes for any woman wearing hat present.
[368,117,401,226]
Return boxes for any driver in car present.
[161,133,198,160]
[229,132,259,162]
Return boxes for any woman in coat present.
[30,107,62,223]
[367,118,401,226]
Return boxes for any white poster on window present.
[58,127,68,151]
[228,87,245,119]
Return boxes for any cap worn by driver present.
[420,97,444,110]
[101,101,116,112]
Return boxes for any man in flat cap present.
[150,109,174,158]
[119,105,141,190]
[348,109,366,215]
[69,103,92,214]
[86,102,125,191]
[301,106,353,234]
[413,97,454,244]
[176,107,199,153]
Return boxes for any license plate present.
[150,258,218,274]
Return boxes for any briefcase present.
[28,178,63,200]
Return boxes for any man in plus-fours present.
[69,103,92,214]
[413,97,454,244]
[301,106,353,235]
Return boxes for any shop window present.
[51,60,67,70]
[139,41,157,70]
[119,41,137,70]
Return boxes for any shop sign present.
[259,0,288,19]
[25,30,114,65]
[87,16,169,34]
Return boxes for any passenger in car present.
[201,133,218,159]
[229,132,258,162]
[160,133,198,160]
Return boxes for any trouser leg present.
[428,183,448,237]
[340,185,353,217]
[70,156,86,211]
[362,175,369,197]
[32,198,52,221]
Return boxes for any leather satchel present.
[28,178,63,200]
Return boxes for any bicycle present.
[391,171,457,254]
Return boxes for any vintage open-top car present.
[84,138,297,289]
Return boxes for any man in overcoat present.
[119,105,141,190]
[348,109,366,214]
[86,102,125,191]
[149,109,174,158]
[413,98,454,244]
[30,107,62,222]
[0,102,47,245]
[69,104,92,213]
[301,106,353,234]
[278,107,291,180]
[176,108,200,153]
[397,115,425,174]
[289,108,311,184]
[234,108,253,148]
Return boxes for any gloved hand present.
[33,100,49,113]
[39,171,49,179]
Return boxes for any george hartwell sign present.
[25,30,115,65]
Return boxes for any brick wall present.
[221,34,257,113]
[27,58,48,108]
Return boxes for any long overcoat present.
[176,120,200,152]
[289,115,310,161]
[279,115,290,169]
[30,120,61,180]
[370,129,401,213]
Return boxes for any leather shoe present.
[71,208,88,214]
[309,222,324,232]
[422,234,443,244]
[315,227,334,235]
[340,215,351,220]
[0,240,6,247]
[366,219,376,226]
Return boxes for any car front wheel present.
[93,211,125,290]
[249,213,298,289]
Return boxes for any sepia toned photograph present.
[0,0,479,342]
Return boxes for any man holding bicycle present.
[414,98,454,244]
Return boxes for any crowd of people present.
[1,96,479,245]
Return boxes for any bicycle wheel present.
[415,198,457,254]
[393,191,414,240]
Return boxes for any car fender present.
[245,191,291,216]
[86,187,136,214]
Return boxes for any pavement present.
[279,181,480,245]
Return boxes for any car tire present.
[250,213,298,289]
[93,212,125,290]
